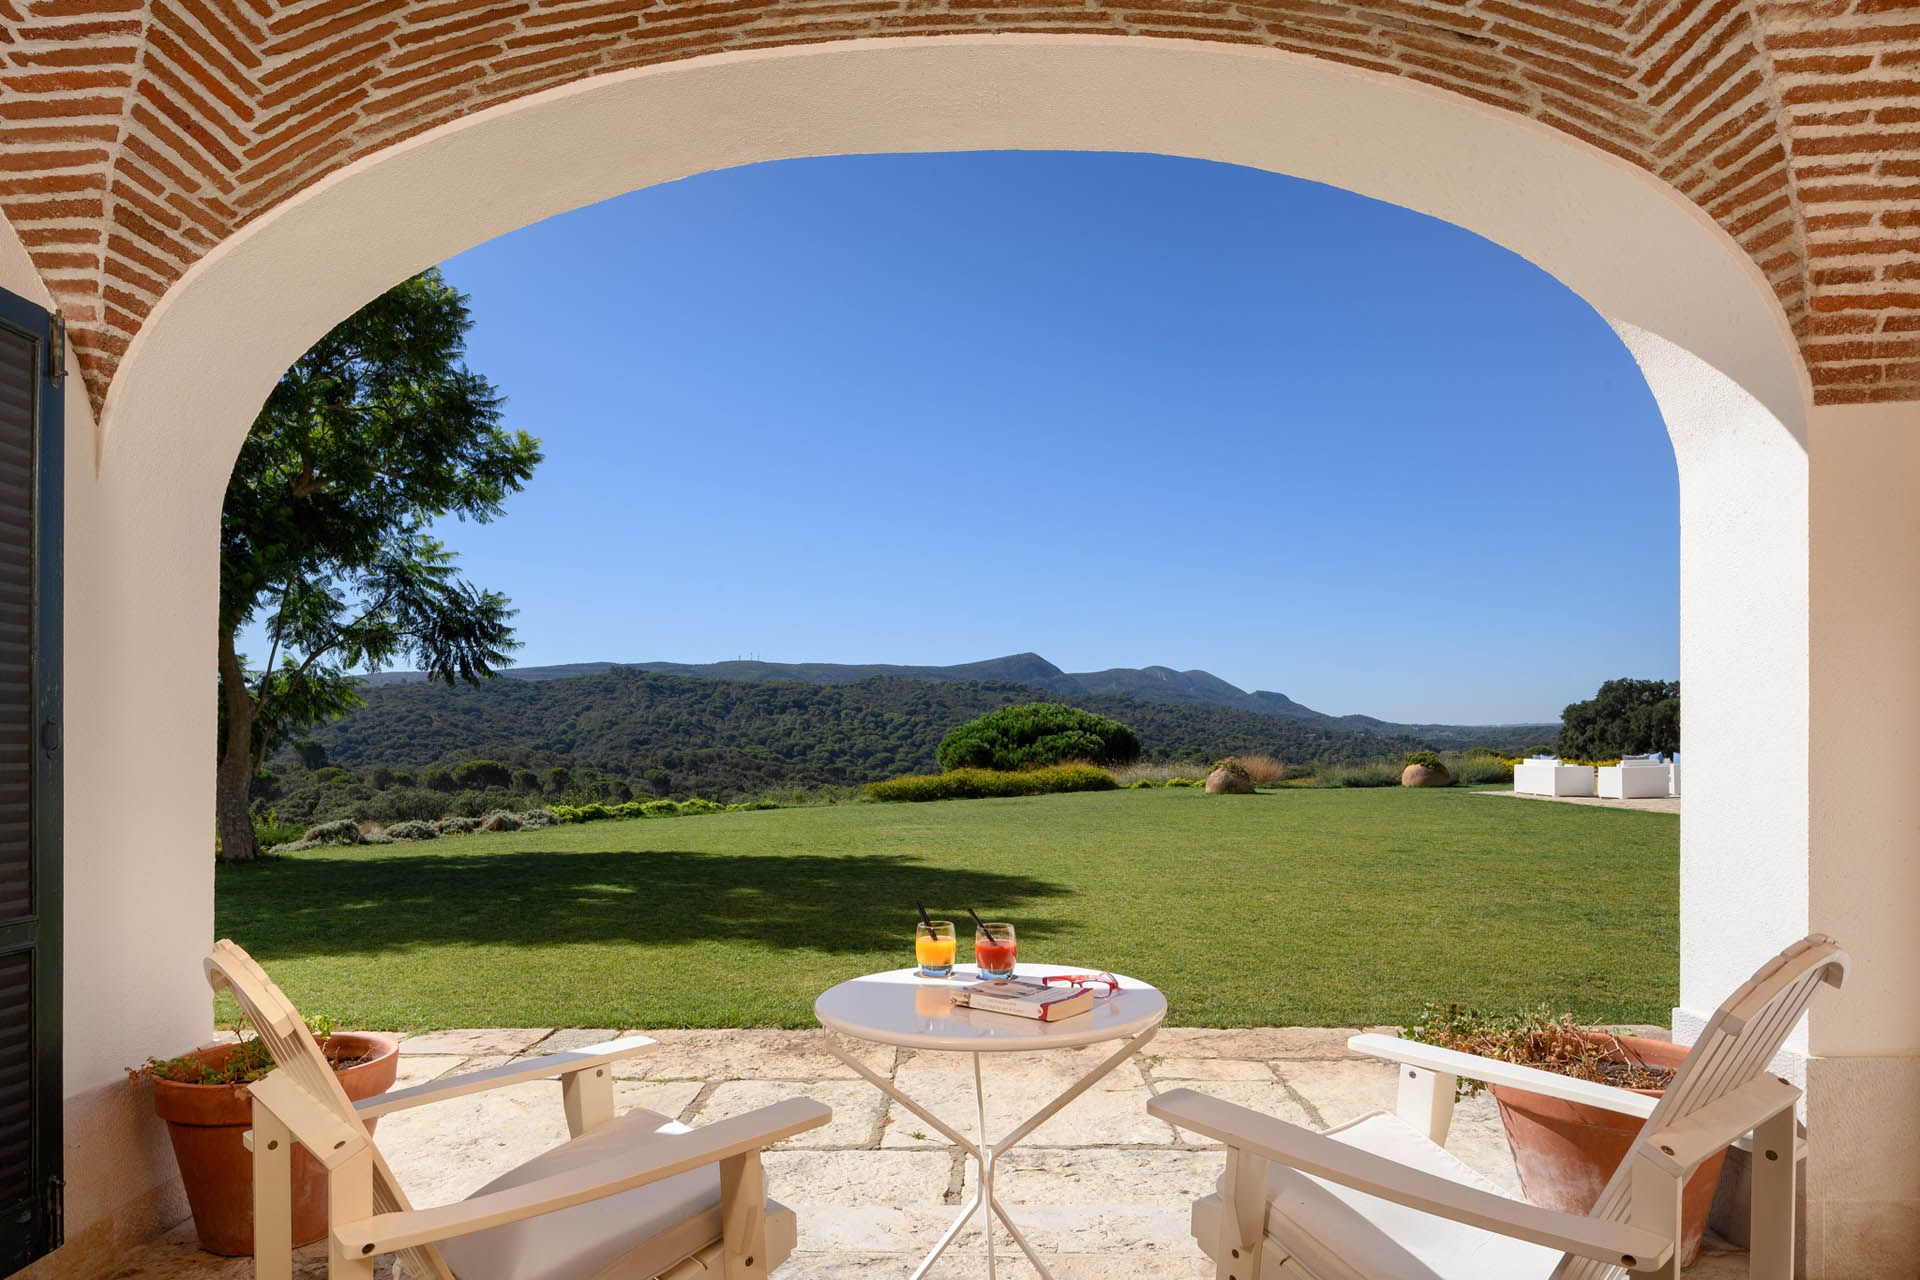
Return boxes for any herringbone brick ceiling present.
[2,1,1917,414]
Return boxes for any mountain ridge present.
[360,651,1555,742]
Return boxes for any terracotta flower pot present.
[1489,1033,1726,1267]
[149,1032,399,1256]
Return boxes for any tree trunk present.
[216,629,262,863]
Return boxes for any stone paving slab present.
[612,1027,895,1081]
[105,1027,1751,1279]
[1482,789,1681,814]
[394,1027,553,1056]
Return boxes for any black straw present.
[915,900,936,935]
[967,907,997,941]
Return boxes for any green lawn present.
[215,787,1677,1031]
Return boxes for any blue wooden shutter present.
[0,286,63,1274]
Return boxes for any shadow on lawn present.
[218,848,1071,958]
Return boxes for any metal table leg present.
[827,1024,1162,1277]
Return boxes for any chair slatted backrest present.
[205,940,456,1280]
[1552,934,1849,1280]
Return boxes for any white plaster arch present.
[105,34,1810,479]
[53,25,1816,1171]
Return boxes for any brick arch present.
[0,1,1916,410]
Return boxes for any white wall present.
[1809,400,1920,1057]
[12,31,1860,1272]
[1,216,202,1275]
[1804,400,1920,1272]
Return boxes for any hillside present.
[295,667,1553,802]
[362,651,1555,745]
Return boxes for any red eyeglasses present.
[1041,972,1121,997]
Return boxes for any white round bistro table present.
[814,964,1167,1279]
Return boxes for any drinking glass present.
[915,920,957,977]
[974,922,1017,978]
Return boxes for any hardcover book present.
[951,978,1094,1022]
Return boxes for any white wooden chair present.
[1149,935,1848,1280]
[205,939,829,1280]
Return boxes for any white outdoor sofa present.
[1597,757,1671,800]
[1512,757,1596,798]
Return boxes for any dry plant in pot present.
[1405,1003,1727,1268]
[129,1015,398,1255]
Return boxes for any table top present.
[814,964,1167,1052]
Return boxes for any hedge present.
[866,764,1119,803]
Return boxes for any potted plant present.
[1405,1004,1726,1267]
[1400,750,1452,787]
[130,1016,399,1255]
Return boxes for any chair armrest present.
[333,1098,831,1258]
[354,1036,657,1119]
[1148,1089,1672,1271]
[1644,1075,1799,1176]
[1348,1034,1657,1120]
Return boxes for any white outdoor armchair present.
[1149,935,1847,1280]
[205,940,829,1279]
[1598,759,1671,801]
[1513,759,1598,798]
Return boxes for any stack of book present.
[950,978,1093,1022]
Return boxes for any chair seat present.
[1192,1111,1566,1280]
[438,1108,797,1280]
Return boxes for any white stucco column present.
[1612,324,1811,1048]
[1807,400,1920,1274]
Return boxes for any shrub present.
[642,799,680,817]
[385,820,440,841]
[1211,757,1253,781]
[1403,750,1444,768]
[518,808,556,828]
[1233,753,1288,784]
[936,704,1141,772]
[867,764,1118,803]
[1108,762,1207,786]
[677,797,725,815]
[251,810,306,849]
[1450,754,1515,785]
[1313,760,1402,788]
[365,786,450,823]
[300,818,363,846]
[360,831,394,845]
[1165,776,1199,787]
[479,810,523,833]
[437,816,481,835]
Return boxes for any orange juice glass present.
[915,921,957,977]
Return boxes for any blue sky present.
[393,150,1678,724]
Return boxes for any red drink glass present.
[974,923,1017,978]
